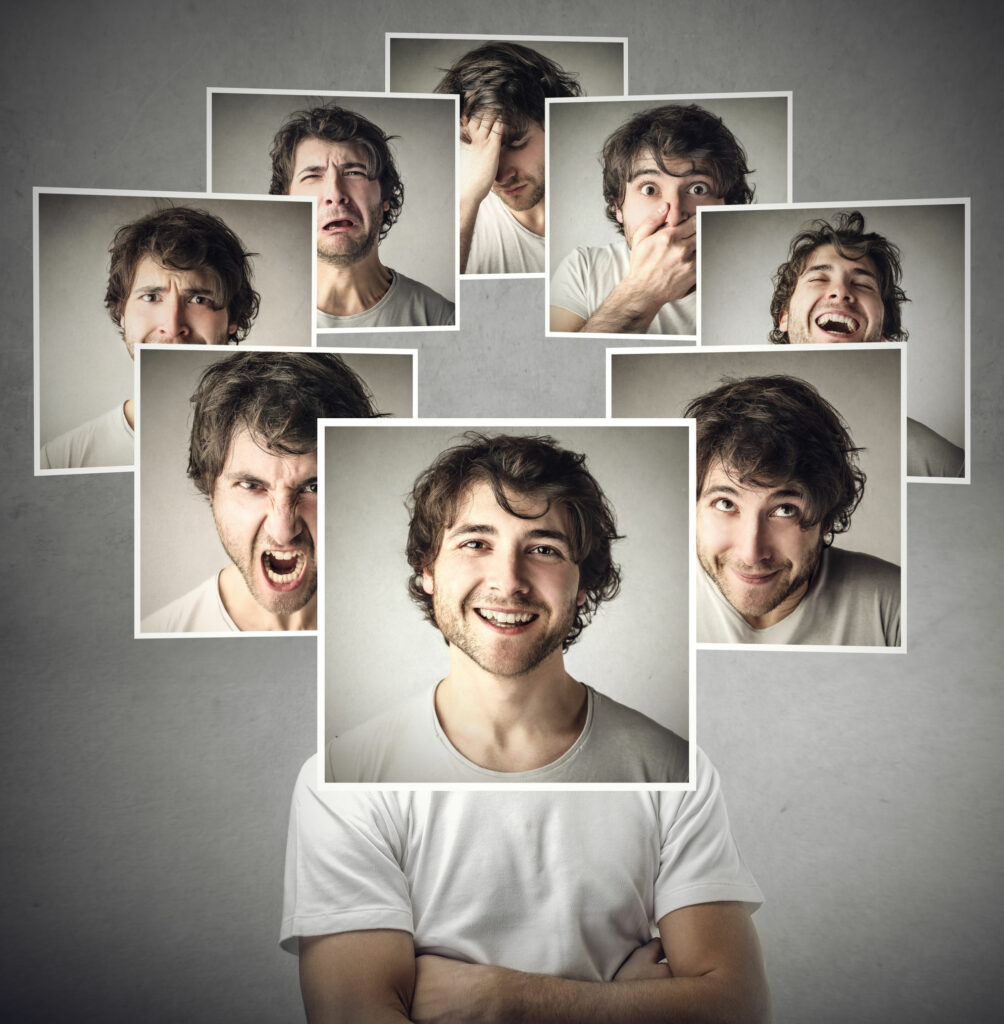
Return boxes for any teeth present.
[816,312,859,333]
[478,609,535,625]
[263,550,304,583]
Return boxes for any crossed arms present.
[298,901,769,1023]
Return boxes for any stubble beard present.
[215,516,318,616]
[699,541,823,624]
[317,200,383,268]
[494,178,545,213]
[434,591,578,678]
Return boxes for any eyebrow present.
[295,161,369,176]
[222,471,318,488]
[803,261,877,281]
[703,483,805,501]
[445,523,572,545]
[627,163,712,183]
[131,283,216,296]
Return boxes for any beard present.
[699,540,824,626]
[493,177,545,213]
[215,520,317,617]
[433,590,578,678]
[316,199,383,267]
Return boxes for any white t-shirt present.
[467,191,545,274]
[326,683,689,783]
[281,747,763,980]
[907,417,965,478]
[40,404,134,470]
[141,572,238,634]
[316,269,455,329]
[550,239,697,336]
[697,546,901,647]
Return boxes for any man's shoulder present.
[907,416,965,478]
[141,573,236,634]
[584,686,690,782]
[41,405,133,470]
[326,687,435,782]
[386,270,456,325]
[824,546,901,589]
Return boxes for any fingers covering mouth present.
[262,549,306,586]
[815,311,861,335]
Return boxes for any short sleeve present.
[654,748,763,920]
[550,248,593,319]
[280,756,414,953]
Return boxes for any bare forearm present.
[459,197,481,274]
[425,965,768,1024]
[580,278,663,334]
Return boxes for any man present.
[769,210,965,476]
[141,352,379,634]
[687,375,901,646]
[282,767,770,1022]
[434,42,582,275]
[550,103,754,335]
[327,432,689,781]
[40,206,259,470]
[269,105,454,328]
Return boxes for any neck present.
[217,563,317,632]
[508,194,546,237]
[316,249,391,316]
[123,397,135,429]
[433,649,587,772]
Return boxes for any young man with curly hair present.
[550,103,754,335]
[270,104,454,328]
[687,374,901,646]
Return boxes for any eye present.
[640,182,658,197]
[855,280,875,291]
[302,482,318,494]
[139,292,159,303]
[712,498,736,512]
[772,503,801,519]
[237,480,262,491]
[529,544,562,558]
[461,539,487,550]
[688,181,712,196]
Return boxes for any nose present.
[494,151,516,185]
[735,515,772,567]
[664,183,691,227]
[828,274,854,303]
[265,493,303,546]
[322,169,347,205]
[156,296,190,341]
[486,548,530,596]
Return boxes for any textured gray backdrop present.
[4,2,1002,1023]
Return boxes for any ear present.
[228,322,238,339]
[422,566,434,595]
[383,199,390,213]
[778,308,789,333]
[576,587,587,608]
[615,205,624,226]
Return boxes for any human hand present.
[459,114,504,208]
[613,937,672,982]
[624,203,698,304]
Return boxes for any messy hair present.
[406,432,622,650]
[268,104,404,240]
[188,351,381,497]
[434,42,581,142]
[105,206,260,340]
[602,104,754,232]
[684,375,865,541]
[770,210,908,344]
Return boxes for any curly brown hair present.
[602,104,754,233]
[187,351,381,498]
[105,206,259,341]
[684,375,865,542]
[406,432,622,650]
[434,42,581,143]
[268,105,404,241]
[769,211,908,344]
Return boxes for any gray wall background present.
[699,202,967,445]
[210,91,457,303]
[387,36,627,96]
[36,192,314,454]
[4,2,1002,1023]
[323,423,691,745]
[548,94,790,277]
[610,347,903,565]
[138,347,415,622]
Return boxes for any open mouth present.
[814,311,860,336]
[475,608,538,628]
[323,217,356,231]
[261,549,307,589]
